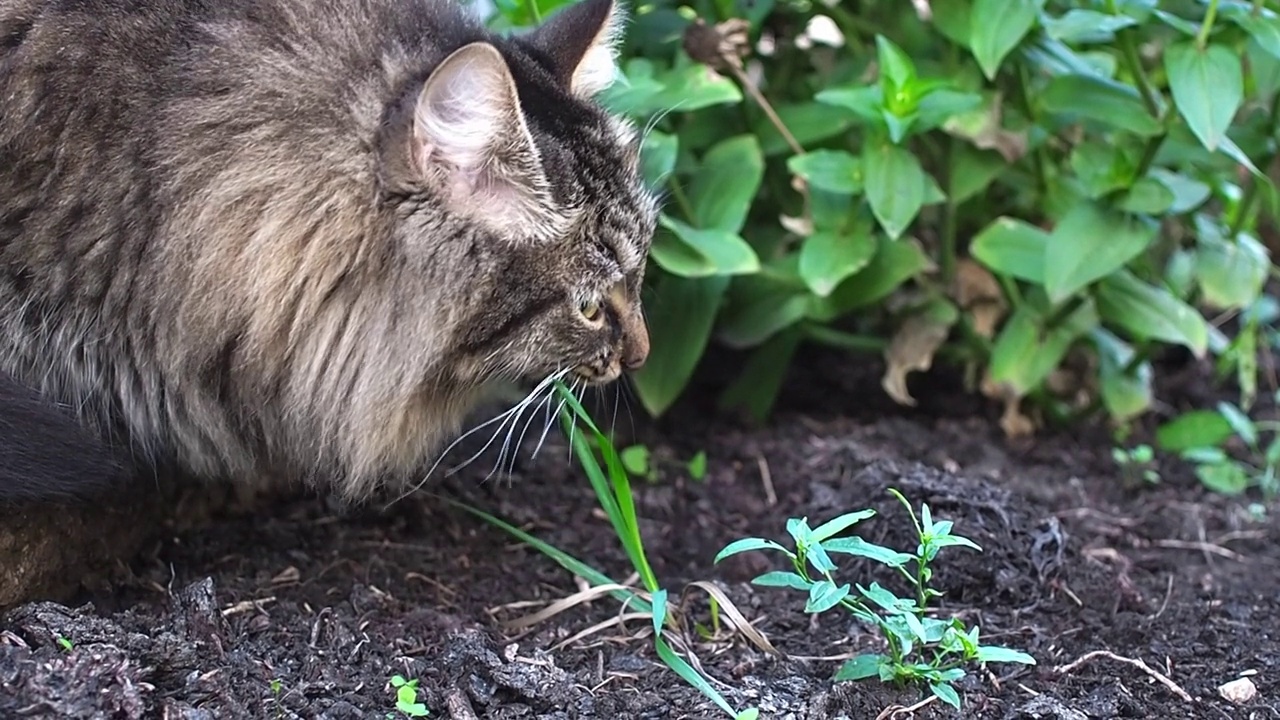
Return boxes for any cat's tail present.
[0,371,133,504]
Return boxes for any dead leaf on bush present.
[980,376,1038,438]
[883,302,958,406]
[953,259,1007,338]
[943,93,1027,163]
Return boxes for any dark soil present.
[3,348,1280,719]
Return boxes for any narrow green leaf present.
[988,302,1097,396]
[714,537,791,563]
[864,143,928,239]
[799,228,877,297]
[1095,270,1209,356]
[1044,202,1156,302]
[1148,168,1211,214]
[823,537,914,567]
[1216,401,1258,447]
[751,571,811,590]
[805,581,851,613]
[1093,329,1153,422]
[970,217,1049,283]
[970,0,1041,79]
[1117,177,1176,215]
[975,646,1037,664]
[1165,42,1243,151]
[810,510,877,541]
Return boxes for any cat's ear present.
[413,42,552,235]
[528,0,625,98]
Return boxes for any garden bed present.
[2,350,1277,719]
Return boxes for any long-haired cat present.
[0,0,657,503]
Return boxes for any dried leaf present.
[882,301,959,406]
[952,259,1008,338]
[943,93,1028,163]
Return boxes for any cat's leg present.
[0,370,133,503]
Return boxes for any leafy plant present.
[55,635,73,652]
[715,490,1036,709]
[388,675,429,718]
[486,0,1280,454]
[1156,395,1280,497]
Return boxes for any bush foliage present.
[491,0,1280,471]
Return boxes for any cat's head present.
[381,0,658,389]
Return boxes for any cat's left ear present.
[527,0,625,98]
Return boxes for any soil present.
[3,347,1279,720]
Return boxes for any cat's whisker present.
[531,395,569,462]
[506,371,562,476]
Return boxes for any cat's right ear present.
[408,42,555,237]
[527,0,624,98]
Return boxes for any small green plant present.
[1112,443,1161,485]
[387,675,429,718]
[1156,397,1280,498]
[716,490,1035,709]
[620,443,711,483]
[54,635,73,652]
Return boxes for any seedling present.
[1112,443,1160,485]
[1156,398,1280,498]
[716,490,1036,709]
[55,635,73,652]
[388,675,429,718]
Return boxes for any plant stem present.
[528,0,542,24]
[666,177,698,223]
[1196,0,1220,50]
[1043,295,1086,332]
[1109,0,1161,116]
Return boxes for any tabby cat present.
[0,0,657,502]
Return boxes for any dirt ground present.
[2,348,1279,719]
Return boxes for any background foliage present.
[489,0,1280,495]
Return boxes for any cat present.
[0,0,657,504]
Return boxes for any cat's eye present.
[579,298,603,322]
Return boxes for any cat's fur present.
[0,0,657,502]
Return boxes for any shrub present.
[489,1,1279,470]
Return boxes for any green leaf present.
[1043,9,1137,44]
[1195,232,1271,311]
[864,143,928,239]
[1217,401,1258,447]
[949,146,1008,205]
[823,536,914,567]
[1095,270,1209,356]
[1165,42,1243,151]
[788,150,864,195]
[834,655,886,682]
[1196,461,1250,495]
[1223,6,1280,60]
[858,582,905,612]
[970,217,1049,283]
[970,0,1042,79]
[975,646,1037,664]
[815,85,885,124]
[690,135,765,233]
[1040,74,1162,136]
[876,34,917,92]
[805,580,851,613]
[686,450,707,480]
[1044,202,1156,302]
[629,274,729,416]
[988,302,1097,396]
[1156,410,1236,452]
[1117,177,1176,215]
[1148,168,1211,214]
[639,131,678,189]
[751,571,811,590]
[811,237,933,319]
[714,537,791,563]
[1093,329,1152,422]
[620,445,651,476]
[810,510,877,541]
[799,228,877,297]
[656,216,760,277]
[930,681,962,709]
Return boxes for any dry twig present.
[1055,650,1194,703]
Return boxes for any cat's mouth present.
[574,363,622,385]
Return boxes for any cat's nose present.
[621,332,649,371]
